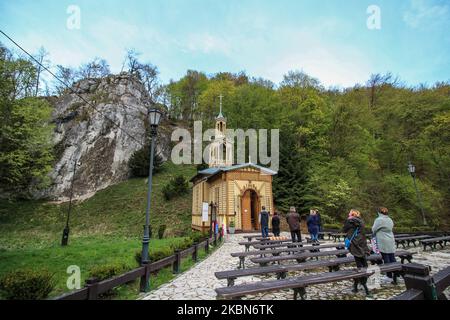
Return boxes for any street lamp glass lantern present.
[148,108,163,126]
[408,162,415,174]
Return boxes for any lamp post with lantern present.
[408,162,427,226]
[61,160,81,246]
[140,108,163,292]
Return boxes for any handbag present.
[371,235,380,254]
[345,227,359,250]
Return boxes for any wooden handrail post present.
[139,263,150,293]
[205,238,210,253]
[173,250,181,274]
[193,242,198,262]
[85,277,100,300]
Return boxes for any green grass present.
[0,162,197,250]
[110,241,222,300]
[0,236,190,298]
[0,162,201,299]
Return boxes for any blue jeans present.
[261,226,269,238]
[310,232,319,241]
[381,252,397,278]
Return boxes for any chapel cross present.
[219,94,223,115]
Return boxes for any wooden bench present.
[420,236,450,251]
[216,250,414,287]
[216,262,404,300]
[231,243,345,269]
[433,265,450,296]
[239,239,298,252]
[250,249,349,266]
[318,232,332,240]
[395,235,431,248]
[242,234,273,242]
[391,265,450,300]
[391,288,424,300]
[253,242,308,250]
[330,233,346,242]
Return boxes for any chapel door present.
[241,190,252,231]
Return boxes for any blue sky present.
[1,0,449,87]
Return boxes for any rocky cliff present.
[42,73,171,201]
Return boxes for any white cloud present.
[181,33,232,56]
[403,0,449,28]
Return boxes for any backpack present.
[345,227,359,250]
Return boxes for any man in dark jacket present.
[286,207,301,242]
[343,209,371,295]
[271,212,281,236]
[259,206,270,238]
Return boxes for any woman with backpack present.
[343,209,371,295]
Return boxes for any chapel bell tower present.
[209,95,233,167]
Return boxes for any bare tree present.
[77,57,110,79]
[34,47,50,97]
[367,72,400,109]
[54,65,76,95]
[122,49,141,75]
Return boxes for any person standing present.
[286,207,302,243]
[343,209,371,295]
[307,210,320,244]
[271,212,281,237]
[372,207,397,283]
[259,206,270,238]
[316,209,323,239]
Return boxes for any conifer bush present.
[0,269,54,300]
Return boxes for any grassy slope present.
[0,162,198,298]
[0,162,197,249]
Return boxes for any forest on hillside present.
[1,44,449,230]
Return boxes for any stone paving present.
[141,233,450,300]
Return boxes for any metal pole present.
[141,126,157,292]
[61,161,77,246]
[411,174,427,226]
[209,202,213,238]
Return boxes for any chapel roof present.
[190,163,277,183]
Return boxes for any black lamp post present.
[140,108,163,292]
[61,160,81,246]
[408,162,427,226]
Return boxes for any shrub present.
[128,145,163,178]
[188,231,208,243]
[411,226,435,232]
[88,263,130,298]
[158,225,166,239]
[323,223,342,231]
[89,263,129,281]
[135,247,175,266]
[394,226,411,233]
[229,221,235,228]
[162,175,189,200]
[171,238,194,251]
[0,269,55,300]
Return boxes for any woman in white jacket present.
[372,207,397,283]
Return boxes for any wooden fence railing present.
[54,235,221,300]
